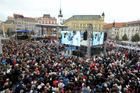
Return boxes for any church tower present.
[101,12,105,21]
[58,0,63,25]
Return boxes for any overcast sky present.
[0,0,140,23]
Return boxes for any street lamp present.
[2,23,6,38]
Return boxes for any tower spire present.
[58,0,63,25]
[58,0,63,17]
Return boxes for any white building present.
[104,21,140,41]
[103,22,125,40]
[118,21,140,41]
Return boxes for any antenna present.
[58,0,63,25]
[59,0,62,15]
[60,0,61,10]
[58,0,63,17]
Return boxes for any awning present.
[16,30,32,33]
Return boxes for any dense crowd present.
[0,39,140,93]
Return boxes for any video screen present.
[80,31,92,46]
[93,32,104,45]
[71,31,81,46]
[61,31,81,46]
[61,31,71,45]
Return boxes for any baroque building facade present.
[63,13,105,32]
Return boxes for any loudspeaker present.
[83,31,87,40]
[104,32,107,41]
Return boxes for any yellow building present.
[63,13,105,32]
[0,20,15,37]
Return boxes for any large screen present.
[61,31,81,46]
[61,31,104,46]
[93,32,104,45]
[61,31,70,45]
[71,31,81,46]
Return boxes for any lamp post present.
[2,23,6,38]
[0,39,2,55]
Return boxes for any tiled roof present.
[14,14,24,18]
[13,14,35,21]
[64,15,102,23]
[103,22,126,30]
[71,15,101,20]
[24,17,35,21]
[4,20,14,24]
[127,20,140,25]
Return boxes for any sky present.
[0,0,140,23]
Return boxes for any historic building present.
[63,13,105,32]
[0,19,15,37]
[103,20,140,41]
[36,14,57,25]
[7,14,36,31]
[103,22,126,40]
[0,21,3,36]
[119,21,140,41]
[35,14,57,36]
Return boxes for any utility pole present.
[87,24,93,59]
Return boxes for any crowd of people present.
[0,39,140,93]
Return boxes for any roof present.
[43,14,50,18]
[24,17,36,21]
[4,20,14,24]
[64,15,102,23]
[13,14,35,21]
[16,30,32,33]
[14,14,24,18]
[103,22,126,30]
[127,20,140,25]
[35,24,68,28]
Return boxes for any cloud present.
[0,0,140,22]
